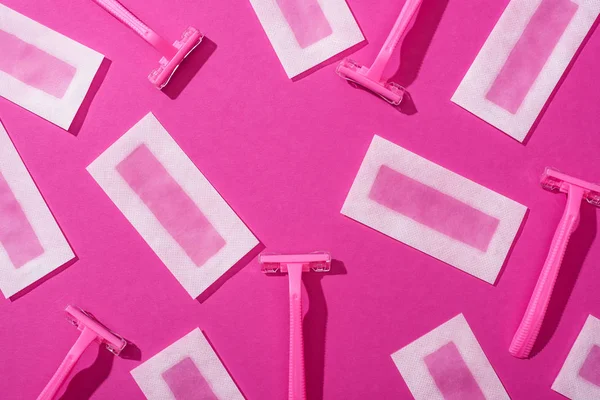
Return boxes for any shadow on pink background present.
[0,0,599,399]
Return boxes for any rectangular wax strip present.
[552,315,600,399]
[0,30,76,99]
[87,113,258,298]
[0,172,45,268]
[247,0,364,78]
[579,345,600,386]
[0,3,103,129]
[162,357,218,400]
[451,0,600,142]
[342,135,526,284]
[116,144,226,267]
[485,0,578,114]
[276,0,333,48]
[0,121,74,297]
[130,328,245,400]
[424,342,486,400]
[391,314,510,400]
[369,165,500,252]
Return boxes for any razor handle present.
[37,327,97,400]
[287,263,306,400]
[510,186,583,358]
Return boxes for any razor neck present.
[369,0,422,81]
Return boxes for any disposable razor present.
[37,305,127,400]
[260,252,331,400]
[92,0,204,89]
[510,168,600,358]
[336,0,422,105]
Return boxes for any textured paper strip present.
[391,314,510,400]
[0,121,74,297]
[0,3,104,129]
[131,328,245,400]
[553,315,600,399]
[87,113,259,298]
[341,135,526,284]
[452,0,600,142]
[248,0,364,78]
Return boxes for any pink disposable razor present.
[260,252,331,400]
[92,0,204,89]
[510,168,600,358]
[336,0,422,105]
[37,305,127,400]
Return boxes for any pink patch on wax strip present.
[424,341,486,400]
[485,0,578,114]
[161,357,218,400]
[0,30,76,99]
[579,345,600,386]
[116,144,226,267]
[0,172,44,268]
[369,165,500,252]
[276,0,333,48]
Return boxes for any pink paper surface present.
[116,144,226,267]
[0,29,76,98]
[161,357,218,400]
[0,1,598,399]
[0,171,44,268]
[485,0,578,114]
[369,165,500,251]
[424,341,486,400]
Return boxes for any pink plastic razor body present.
[92,0,204,89]
[336,0,422,105]
[37,305,127,400]
[510,168,600,359]
[260,252,331,400]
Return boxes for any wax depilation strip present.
[162,357,218,400]
[0,171,45,268]
[424,342,486,400]
[276,0,333,48]
[391,314,510,400]
[342,135,526,284]
[87,113,258,298]
[579,345,600,387]
[485,0,578,114]
[116,144,226,267]
[130,328,245,400]
[369,165,500,252]
[0,30,76,98]
[451,0,600,142]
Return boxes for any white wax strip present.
[391,314,510,400]
[130,328,245,400]
[87,113,258,298]
[0,4,104,130]
[0,121,74,297]
[452,0,600,142]
[553,315,600,399]
[341,135,526,284]
[247,0,364,78]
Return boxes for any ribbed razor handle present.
[288,263,306,400]
[510,186,583,358]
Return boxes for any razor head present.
[541,168,600,207]
[336,58,405,106]
[259,252,331,274]
[65,305,127,355]
[148,26,204,89]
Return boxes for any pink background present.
[0,0,599,399]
